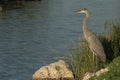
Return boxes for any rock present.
[83,68,108,80]
[0,6,2,12]
[95,68,108,76]
[82,72,95,80]
[32,60,74,80]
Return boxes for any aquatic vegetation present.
[67,20,120,80]
[100,20,120,61]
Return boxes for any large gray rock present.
[32,60,74,80]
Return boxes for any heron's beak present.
[74,9,82,13]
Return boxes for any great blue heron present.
[75,8,106,63]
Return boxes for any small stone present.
[95,68,108,76]
[83,72,95,80]
[83,68,109,80]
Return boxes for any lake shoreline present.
[0,0,41,11]
[0,0,118,80]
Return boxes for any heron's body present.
[76,8,106,62]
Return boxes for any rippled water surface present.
[0,0,119,80]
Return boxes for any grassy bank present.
[90,56,120,80]
[67,19,120,80]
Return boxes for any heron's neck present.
[82,12,90,39]
[83,13,89,30]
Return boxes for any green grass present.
[90,56,120,80]
[100,20,120,61]
[67,19,120,80]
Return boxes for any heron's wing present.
[87,33,106,62]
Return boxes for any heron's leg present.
[93,52,98,71]
[95,56,98,70]
[91,48,95,63]
[93,53,96,71]
[93,53,94,63]
[90,47,96,69]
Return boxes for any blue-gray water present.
[0,0,119,80]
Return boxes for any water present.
[0,0,119,80]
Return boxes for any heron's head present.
[75,8,89,14]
